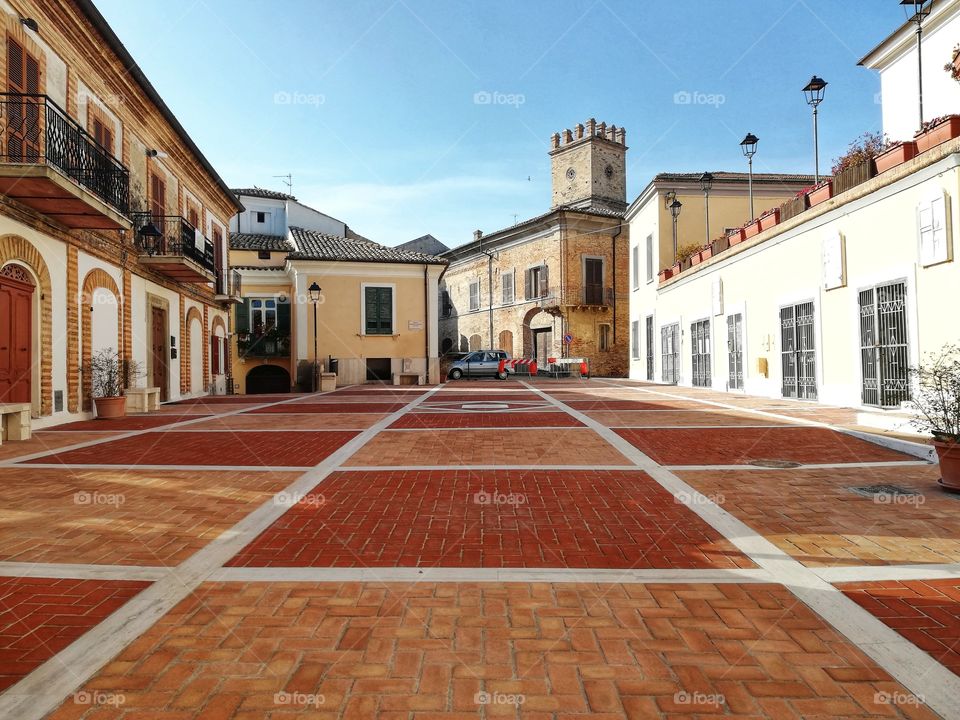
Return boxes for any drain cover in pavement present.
[849,484,921,498]
[747,459,802,468]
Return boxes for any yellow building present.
[228,192,447,392]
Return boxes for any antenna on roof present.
[512,214,519,225]
[273,173,293,195]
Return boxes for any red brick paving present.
[172,395,301,404]
[615,427,914,465]
[248,402,407,414]
[566,399,694,411]
[0,577,149,691]
[841,579,960,677]
[44,581,938,720]
[52,415,206,431]
[24,430,357,467]
[389,412,583,429]
[432,393,542,401]
[226,470,752,568]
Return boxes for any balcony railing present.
[131,212,215,275]
[216,268,242,298]
[0,93,129,213]
[237,330,290,358]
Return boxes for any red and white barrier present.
[546,357,590,377]
[498,358,538,375]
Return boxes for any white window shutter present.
[822,231,845,289]
[920,192,952,266]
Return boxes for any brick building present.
[439,119,630,376]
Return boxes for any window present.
[255,211,267,224]
[525,265,549,299]
[257,250,270,260]
[469,280,480,311]
[250,298,277,334]
[919,192,952,266]
[646,234,654,283]
[631,245,639,288]
[187,203,200,229]
[645,316,654,380]
[691,319,711,387]
[6,38,41,162]
[149,172,166,221]
[631,320,640,359]
[584,258,603,304]
[211,335,223,376]
[599,324,611,352]
[502,271,514,304]
[441,290,453,318]
[364,286,393,335]
[88,104,115,156]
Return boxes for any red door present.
[0,275,33,404]
[151,306,168,401]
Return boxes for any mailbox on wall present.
[171,348,178,360]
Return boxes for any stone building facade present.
[440,120,630,377]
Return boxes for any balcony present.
[565,284,614,309]
[132,212,215,283]
[215,268,243,303]
[0,93,129,229]
[237,330,290,358]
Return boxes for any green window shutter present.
[365,287,378,334]
[276,299,291,334]
[365,287,393,335]
[379,287,393,333]
[235,298,250,334]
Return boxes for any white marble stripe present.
[664,461,932,471]
[0,563,170,581]
[813,563,960,584]
[337,464,642,472]
[16,463,315,472]
[523,380,960,720]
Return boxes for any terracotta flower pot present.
[727,228,745,246]
[658,268,673,283]
[671,261,682,275]
[808,182,833,207]
[699,245,713,262]
[94,396,126,419]
[758,208,780,232]
[915,116,960,153]
[935,437,960,491]
[743,220,761,239]
[875,141,918,173]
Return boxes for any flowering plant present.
[944,45,960,82]
[831,132,887,174]
[916,114,959,135]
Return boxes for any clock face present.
[604,164,614,179]
[566,167,576,181]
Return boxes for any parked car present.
[447,350,510,380]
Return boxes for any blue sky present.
[97,0,903,247]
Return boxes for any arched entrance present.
[0,263,34,404]
[246,364,290,394]
[522,307,556,365]
[469,333,482,351]
[80,269,123,411]
[497,330,514,356]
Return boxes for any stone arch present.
[184,306,203,394]
[80,268,123,411]
[497,330,514,356]
[0,235,53,416]
[246,364,290,394]
[468,334,482,351]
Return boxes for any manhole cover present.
[747,459,801,468]
[849,484,921,498]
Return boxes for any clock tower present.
[550,118,627,212]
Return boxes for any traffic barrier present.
[498,358,538,375]
[546,357,590,378]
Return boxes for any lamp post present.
[698,172,713,244]
[900,0,933,128]
[740,133,759,220]
[308,282,321,392]
[669,198,682,260]
[802,76,827,184]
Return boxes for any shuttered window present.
[631,320,640,359]
[525,265,549,299]
[646,234,654,282]
[502,271,514,304]
[6,37,42,162]
[919,193,951,266]
[469,280,480,311]
[631,245,639,288]
[211,335,221,376]
[149,173,166,221]
[440,290,452,318]
[364,286,393,335]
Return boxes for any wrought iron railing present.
[216,268,241,297]
[0,93,129,214]
[131,212,215,274]
[237,330,290,358]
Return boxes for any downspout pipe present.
[424,264,430,384]
[479,236,494,349]
[611,223,621,345]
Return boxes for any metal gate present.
[859,281,909,407]
[645,316,654,380]
[727,313,743,390]
[691,319,711,387]
[780,301,817,400]
[661,323,679,384]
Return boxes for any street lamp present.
[308,281,321,392]
[740,133,759,220]
[669,198,682,260]
[901,0,933,128]
[802,75,828,184]
[699,171,714,244]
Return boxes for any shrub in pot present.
[910,345,960,491]
[914,115,960,153]
[86,348,143,419]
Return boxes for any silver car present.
[447,350,509,380]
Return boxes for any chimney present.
[473,229,483,242]
[587,118,596,136]
[576,123,584,139]
[563,129,573,144]
[551,132,560,149]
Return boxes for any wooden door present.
[0,275,33,404]
[151,306,168,401]
[6,38,42,162]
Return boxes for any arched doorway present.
[189,315,203,394]
[441,337,453,354]
[80,268,122,411]
[0,263,34,404]
[246,364,290,394]
[469,333,482,351]
[497,330,514,356]
[522,307,556,365]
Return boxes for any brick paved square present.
[248,402,407,414]
[190,413,388,430]
[586,409,793,427]
[226,469,751,568]
[0,467,299,565]
[616,427,914,465]
[344,428,628,466]
[389,412,583,429]
[0,431,122,462]
[0,577,149,691]
[678,466,960,566]
[43,581,938,719]
[52,415,205,432]
[23,431,357,467]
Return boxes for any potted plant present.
[658,268,673,283]
[910,345,960,491]
[86,348,143,419]
[697,244,713,263]
[743,217,762,239]
[758,207,780,232]
[808,180,833,207]
[727,227,745,246]
[676,243,700,269]
[831,132,883,194]
[945,44,960,83]
[914,114,960,153]
[875,140,919,173]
